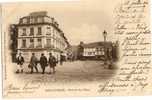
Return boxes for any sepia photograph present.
[1,0,151,98]
[9,10,119,81]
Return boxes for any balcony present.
[36,33,42,36]
[36,45,42,48]
[21,46,27,49]
[21,33,27,36]
[28,44,34,48]
[44,44,54,49]
[29,33,34,36]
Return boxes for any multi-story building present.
[67,41,118,61]
[79,41,118,60]
[16,11,69,62]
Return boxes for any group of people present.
[16,52,58,74]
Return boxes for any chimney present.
[51,17,55,23]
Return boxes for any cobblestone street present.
[15,60,116,83]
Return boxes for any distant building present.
[14,11,69,62]
[82,42,111,60]
[70,41,119,61]
[66,45,79,61]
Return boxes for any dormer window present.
[30,18,34,23]
[34,17,38,23]
[22,18,27,24]
[38,17,44,23]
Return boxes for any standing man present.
[16,53,24,73]
[30,53,38,74]
[60,53,64,65]
[40,53,47,74]
[48,53,57,74]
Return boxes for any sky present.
[2,0,121,45]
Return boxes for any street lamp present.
[103,30,107,42]
[103,30,107,67]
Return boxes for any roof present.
[29,11,47,17]
[20,11,51,20]
[82,41,112,48]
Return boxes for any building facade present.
[16,11,69,62]
[79,42,118,61]
[10,24,18,62]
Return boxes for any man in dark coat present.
[29,53,38,74]
[16,53,24,73]
[40,53,47,74]
[48,53,57,74]
[60,53,64,65]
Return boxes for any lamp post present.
[103,30,107,42]
[103,30,107,66]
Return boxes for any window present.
[30,27,34,36]
[37,38,42,48]
[30,39,34,42]
[53,28,55,34]
[22,28,26,36]
[53,39,56,47]
[38,38,41,42]
[38,17,44,23]
[46,39,51,47]
[46,27,52,35]
[22,39,26,48]
[29,39,34,48]
[34,17,38,23]
[47,27,50,29]
[30,18,34,23]
[22,18,27,24]
[37,27,42,35]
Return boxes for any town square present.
[14,60,117,82]
[9,11,119,82]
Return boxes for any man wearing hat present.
[40,53,48,74]
[29,53,38,74]
[48,53,57,74]
[16,53,24,73]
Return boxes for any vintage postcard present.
[1,0,152,98]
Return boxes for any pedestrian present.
[40,53,47,74]
[60,53,64,65]
[48,53,57,74]
[16,53,24,73]
[29,53,38,74]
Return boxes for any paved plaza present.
[15,60,117,83]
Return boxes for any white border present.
[0,0,152,100]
